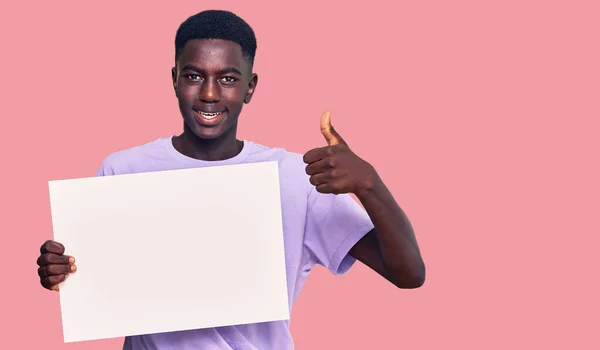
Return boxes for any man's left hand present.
[303,111,380,196]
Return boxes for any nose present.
[199,79,220,103]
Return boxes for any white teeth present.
[200,112,222,120]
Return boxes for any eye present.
[185,74,202,82]
[220,76,238,84]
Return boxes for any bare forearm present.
[356,174,426,288]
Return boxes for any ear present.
[244,73,258,104]
[171,66,178,96]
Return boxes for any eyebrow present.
[181,65,243,76]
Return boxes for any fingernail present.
[71,265,77,272]
[69,257,75,264]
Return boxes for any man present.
[36,9,425,349]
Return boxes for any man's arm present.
[304,111,426,289]
[349,177,425,288]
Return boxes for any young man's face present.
[172,39,257,140]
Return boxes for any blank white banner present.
[48,161,289,343]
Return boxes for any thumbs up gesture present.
[303,111,380,196]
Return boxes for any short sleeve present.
[303,187,375,276]
[94,165,106,177]
[94,158,114,177]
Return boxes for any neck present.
[172,123,243,161]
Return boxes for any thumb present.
[320,110,345,146]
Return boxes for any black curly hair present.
[174,10,257,65]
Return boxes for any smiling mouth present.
[193,110,227,125]
[199,111,223,120]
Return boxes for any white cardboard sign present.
[48,161,290,343]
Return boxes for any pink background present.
[1,0,599,349]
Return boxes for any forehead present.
[178,39,246,71]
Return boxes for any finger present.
[37,253,74,266]
[315,183,336,194]
[40,240,65,255]
[320,110,338,146]
[303,146,330,164]
[38,264,77,278]
[305,158,334,175]
[320,110,345,146]
[309,173,329,187]
[40,274,67,291]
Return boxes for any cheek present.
[224,88,247,105]
[178,87,197,104]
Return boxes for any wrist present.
[355,169,383,200]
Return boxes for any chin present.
[188,126,222,140]
[195,127,230,141]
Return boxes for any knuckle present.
[47,275,64,289]
[40,253,56,265]
[320,184,333,193]
[309,176,319,186]
[38,253,49,265]
[40,240,52,252]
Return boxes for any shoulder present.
[95,137,171,176]
[244,141,312,197]
[247,141,307,170]
[247,141,309,180]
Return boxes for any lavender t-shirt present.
[94,136,374,350]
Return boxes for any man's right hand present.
[37,240,76,291]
